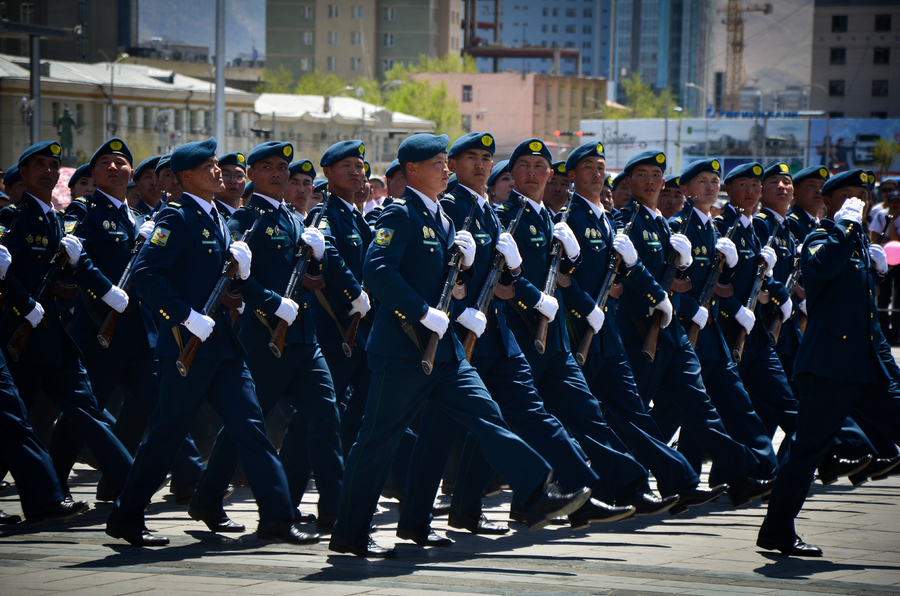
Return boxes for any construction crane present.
[718,0,773,111]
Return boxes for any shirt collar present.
[726,204,753,228]
[693,206,710,226]
[458,183,489,210]
[642,204,660,219]
[218,201,237,215]
[184,193,218,218]
[763,207,785,225]
[27,193,53,215]
[578,193,606,221]
[253,192,283,211]
[525,197,543,215]
[337,195,358,213]
[97,189,126,210]
[409,186,439,214]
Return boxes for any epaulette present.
[756,212,767,219]
[496,203,510,212]
[168,202,182,208]
[443,192,457,202]
[788,213,799,221]
[558,205,568,213]
[74,197,87,204]
[239,203,255,210]
[392,198,406,205]
[714,214,725,222]
[673,216,683,224]
[9,202,20,211]
[129,207,142,217]
[814,227,826,233]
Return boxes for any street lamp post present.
[100,51,129,137]
[804,83,831,171]
[685,82,709,158]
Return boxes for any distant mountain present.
[138,0,265,63]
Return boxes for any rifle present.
[575,203,639,365]
[7,206,91,361]
[534,190,574,354]
[176,208,263,376]
[341,283,365,358]
[268,194,333,358]
[462,194,527,361]
[642,198,696,362]
[97,211,159,348]
[731,231,778,363]
[422,198,479,374]
[767,229,807,345]
[686,208,742,348]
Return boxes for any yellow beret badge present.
[529,141,543,152]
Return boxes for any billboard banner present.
[807,118,900,175]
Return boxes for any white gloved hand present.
[60,234,82,267]
[552,222,580,259]
[716,237,738,268]
[735,305,755,334]
[692,306,709,330]
[184,309,215,341]
[796,243,803,255]
[495,232,522,269]
[0,245,10,279]
[24,302,44,328]
[274,297,299,324]
[101,286,129,313]
[760,246,777,277]
[780,297,793,323]
[456,307,488,337]
[799,299,807,315]
[229,240,252,280]
[669,233,693,268]
[421,307,450,338]
[535,292,559,322]
[301,227,326,260]
[613,233,638,267]
[349,291,371,317]
[587,305,606,334]
[454,230,476,267]
[138,220,155,240]
[870,244,888,275]
[649,296,673,328]
[834,197,865,224]
[237,302,246,315]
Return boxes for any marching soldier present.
[132,156,162,216]
[156,153,182,203]
[214,152,247,219]
[284,158,316,215]
[487,159,511,207]
[67,163,95,201]
[2,165,25,205]
[599,173,614,211]
[365,159,402,226]
[658,174,684,219]
[544,160,571,216]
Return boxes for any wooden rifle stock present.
[177,209,263,376]
[575,202,640,365]
[731,232,778,363]
[342,311,361,358]
[534,191,574,354]
[422,199,479,374]
[641,199,696,362]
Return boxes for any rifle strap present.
[254,311,275,333]
[172,327,184,353]
[315,289,347,336]
[401,321,425,356]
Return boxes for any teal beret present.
[156,153,172,173]
[20,141,63,167]
[611,171,627,190]
[313,179,328,193]
[218,152,247,169]
[792,165,830,185]
[822,169,870,196]
[446,173,458,194]
[487,160,509,187]
[170,137,217,173]
[623,150,666,175]
[448,132,496,157]
[3,164,20,186]
[604,173,614,189]
[509,138,552,168]
[679,158,722,186]
[866,170,876,190]
[398,134,449,163]
[289,159,316,179]
[551,161,567,176]
[67,163,92,189]
[763,163,792,180]
[385,158,401,178]
[320,140,365,167]
[133,156,160,181]
[248,141,293,166]
[565,141,605,172]
[664,174,681,189]
[89,137,132,169]
[242,181,254,198]
[723,162,764,184]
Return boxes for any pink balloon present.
[884,241,900,266]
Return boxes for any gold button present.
[843,335,847,339]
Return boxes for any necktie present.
[211,206,224,238]
[434,204,448,236]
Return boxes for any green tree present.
[384,76,463,140]
[874,138,900,177]
[294,70,354,96]
[407,52,477,74]
[254,65,295,93]
[619,73,681,118]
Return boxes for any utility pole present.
[214,0,226,145]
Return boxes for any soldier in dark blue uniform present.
[397,134,634,544]
[757,170,900,557]
[614,151,770,506]
[600,172,614,211]
[659,174,684,219]
[156,153,182,204]
[284,158,315,215]
[562,143,726,514]
[544,160,571,217]
[106,138,314,547]
[329,133,591,558]
[189,141,353,535]
[364,159,401,226]
[611,170,631,211]
[67,163,95,201]
[2,165,25,204]
[787,166,828,242]
[214,152,246,219]
[132,156,162,216]
[487,159,511,207]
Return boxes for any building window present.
[874,47,890,64]
[384,7,395,20]
[875,14,892,32]
[583,25,592,34]
[872,79,889,97]
[828,79,845,96]
[565,41,575,48]
[127,107,136,129]
[461,115,472,133]
[462,85,473,102]
[552,24,558,33]
[189,110,197,132]
[542,24,548,32]
[565,25,575,34]
[542,7,549,16]
[566,8,576,17]
[871,111,888,118]
[327,57,339,71]
[20,3,35,23]
[299,57,312,71]
[832,15,848,32]
[352,6,362,19]
[328,31,339,45]
[830,47,846,65]
[351,32,362,45]
[327,5,339,18]
[350,57,362,71]
[232,112,240,133]
[52,102,60,124]
[301,31,313,46]
[583,41,591,49]
[829,111,844,118]
[383,59,394,71]
[383,33,394,47]
[552,8,559,16]
[299,5,313,19]
[584,9,592,17]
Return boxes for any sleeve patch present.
[150,226,170,246]
[808,244,822,256]
[64,220,77,233]
[318,217,328,230]
[374,228,394,246]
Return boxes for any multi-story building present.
[810,0,900,119]
[266,0,463,82]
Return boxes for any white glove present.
[421,307,450,338]
[24,302,45,328]
[552,222,580,259]
[184,309,215,341]
[0,245,10,279]
[796,243,803,255]
[613,233,638,267]
[735,305,755,334]
[274,297,299,324]
[692,306,709,330]
[799,299,807,315]
[237,302,246,315]
[60,234,82,267]
[349,291,371,317]
[870,244,888,275]
[587,305,605,334]
[301,227,326,260]
[454,230,476,268]
[495,232,522,270]
[229,240,252,280]
[456,307,488,338]
[780,297,793,323]
[669,233,693,268]
[138,220,155,240]
[760,246,777,277]
[716,237,738,268]
[649,296,673,328]
[834,197,865,224]
[535,293,559,322]
[101,286,129,313]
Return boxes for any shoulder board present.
[673,217,683,224]
[239,204,255,211]
[814,227,826,233]
[496,203,510,212]
[788,213,799,220]
[9,203,20,211]
[129,207,143,217]
[755,212,767,219]
[443,192,457,202]
[392,198,406,205]
[714,215,725,222]
[168,202,182,208]
[373,204,384,211]
[558,205,568,213]
[74,197,87,204]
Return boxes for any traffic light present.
[554,130,562,137]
